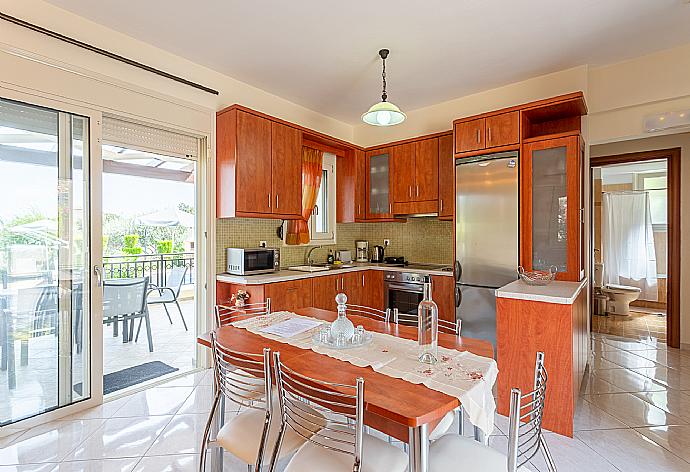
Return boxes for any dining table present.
[197,306,494,472]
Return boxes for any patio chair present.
[147,266,188,331]
[103,277,153,352]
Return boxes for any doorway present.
[590,148,681,348]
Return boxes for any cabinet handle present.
[440,199,443,212]
[335,278,339,291]
[268,193,271,208]
[276,194,279,209]
[408,186,412,198]
[341,277,345,291]
[416,185,419,197]
[358,204,361,216]
[389,203,392,213]
[362,274,365,287]
[487,127,491,144]
[476,129,480,143]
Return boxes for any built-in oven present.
[226,247,280,275]
[384,271,426,319]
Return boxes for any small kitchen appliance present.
[371,245,385,263]
[226,247,280,275]
[355,240,369,262]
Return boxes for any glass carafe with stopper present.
[418,276,438,364]
[330,293,355,344]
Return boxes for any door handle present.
[341,277,345,291]
[94,265,103,287]
[454,261,462,282]
[335,278,339,291]
[416,185,419,197]
[487,127,491,144]
[276,194,279,209]
[455,286,462,307]
[268,193,271,208]
[440,199,443,212]
[362,274,365,287]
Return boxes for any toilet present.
[595,263,642,316]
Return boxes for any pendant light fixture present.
[362,49,406,126]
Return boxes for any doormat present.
[74,361,179,395]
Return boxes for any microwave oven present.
[226,248,280,275]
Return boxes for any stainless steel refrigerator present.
[455,151,519,352]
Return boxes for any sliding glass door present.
[0,97,95,425]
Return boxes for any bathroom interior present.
[591,159,668,342]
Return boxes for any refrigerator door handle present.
[455,286,462,307]
[454,261,462,283]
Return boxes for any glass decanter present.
[418,276,438,364]
[330,292,355,342]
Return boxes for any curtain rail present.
[0,11,219,95]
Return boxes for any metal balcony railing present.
[102,252,194,287]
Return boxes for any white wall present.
[0,0,353,141]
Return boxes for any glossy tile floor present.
[1,298,196,425]
[3,332,690,471]
[592,307,667,342]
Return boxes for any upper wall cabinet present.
[389,137,440,215]
[366,148,395,219]
[437,134,454,220]
[217,108,302,219]
[454,111,519,154]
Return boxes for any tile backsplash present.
[215,217,453,273]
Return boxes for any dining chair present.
[103,277,153,352]
[269,351,408,472]
[215,298,271,328]
[428,352,557,472]
[147,265,188,331]
[199,334,321,472]
[345,303,395,323]
[391,310,464,441]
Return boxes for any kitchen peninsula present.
[496,278,588,437]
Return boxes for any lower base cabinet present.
[264,279,313,312]
[431,275,456,323]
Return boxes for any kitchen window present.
[309,153,336,243]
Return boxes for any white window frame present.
[282,152,337,246]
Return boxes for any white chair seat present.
[429,434,534,472]
[285,425,408,472]
[216,400,323,465]
[429,410,456,441]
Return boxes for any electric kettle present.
[371,245,385,263]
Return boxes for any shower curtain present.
[602,191,658,300]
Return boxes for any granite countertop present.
[217,262,454,285]
[495,278,588,305]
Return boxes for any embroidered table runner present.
[232,311,498,435]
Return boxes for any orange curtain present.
[285,147,323,245]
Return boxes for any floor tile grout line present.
[571,434,626,472]
[631,426,690,466]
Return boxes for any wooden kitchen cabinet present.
[390,143,416,204]
[271,122,302,216]
[264,279,313,312]
[390,137,439,215]
[312,274,339,310]
[361,270,384,311]
[521,135,583,282]
[366,148,395,219]
[216,108,302,219]
[454,111,519,155]
[438,134,454,220]
[455,118,485,154]
[485,111,519,148]
[431,275,456,323]
[355,150,367,221]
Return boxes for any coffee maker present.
[355,240,369,262]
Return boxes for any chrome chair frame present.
[215,298,272,328]
[506,351,557,472]
[269,351,365,472]
[345,304,395,323]
[199,333,273,472]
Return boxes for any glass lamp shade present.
[361,101,406,126]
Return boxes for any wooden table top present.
[197,307,493,429]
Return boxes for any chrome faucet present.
[305,245,322,265]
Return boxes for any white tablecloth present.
[232,311,498,435]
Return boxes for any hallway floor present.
[592,307,667,342]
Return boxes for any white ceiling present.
[43,0,690,124]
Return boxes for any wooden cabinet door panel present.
[485,111,519,148]
[363,270,384,311]
[454,118,485,153]
[366,150,394,219]
[271,122,302,216]
[265,279,313,312]
[431,275,456,324]
[438,135,454,218]
[312,274,339,310]
[342,272,363,305]
[235,110,272,213]
[390,143,416,204]
[414,138,439,202]
[355,150,367,221]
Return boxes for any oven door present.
[385,282,424,318]
[243,250,277,274]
